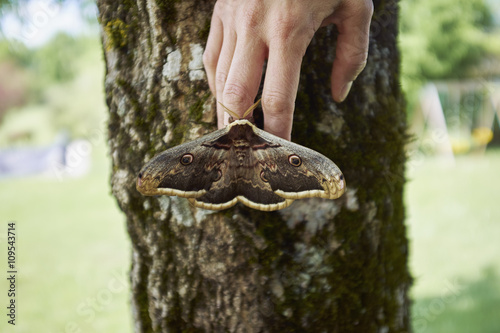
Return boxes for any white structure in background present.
[417,83,455,165]
[0,133,91,180]
[51,139,92,180]
[410,81,500,163]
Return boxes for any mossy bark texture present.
[98,0,411,332]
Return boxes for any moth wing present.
[192,161,295,211]
[136,127,229,198]
[137,120,345,212]
[252,126,346,200]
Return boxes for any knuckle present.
[345,51,368,77]
[223,82,251,107]
[272,24,294,42]
[351,0,374,18]
[351,50,369,73]
[213,1,225,16]
[338,42,369,72]
[203,49,217,68]
[215,71,228,88]
[269,14,313,54]
[262,90,293,116]
[364,0,374,16]
[241,4,262,32]
[349,48,368,68]
[271,14,300,42]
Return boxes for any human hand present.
[203,0,373,140]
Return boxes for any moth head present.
[136,164,160,195]
[136,170,148,194]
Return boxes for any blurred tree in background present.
[0,33,105,145]
[1,0,499,135]
[400,0,500,111]
[0,0,103,144]
[0,39,31,116]
[1,34,92,96]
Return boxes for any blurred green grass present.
[407,149,500,332]
[0,132,499,332]
[0,143,133,333]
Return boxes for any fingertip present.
[340,81,353,102]
[263,114,293,141]
[266,127,292,141]
[332,80,353,103]
[217,108,225,129]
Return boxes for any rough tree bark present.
[97,0,411,332]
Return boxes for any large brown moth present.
[136,100,345,211]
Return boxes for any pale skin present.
[203,0,374,140]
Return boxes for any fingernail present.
[340,81,353,102]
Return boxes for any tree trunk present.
[97,0,411,332]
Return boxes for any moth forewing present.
[249,123,346,201]
[136,125,231,198]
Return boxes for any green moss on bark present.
[188,92,210,123]
[198,18,211,42]
[104,19,130,49]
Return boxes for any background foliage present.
[399,0,500,111]
[0,35,105,145]
[0,0,499,332]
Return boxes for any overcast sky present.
[1,0,92,48]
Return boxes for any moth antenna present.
[217,99,262,120]
[218,101,240,120]
[242,99,262,118]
